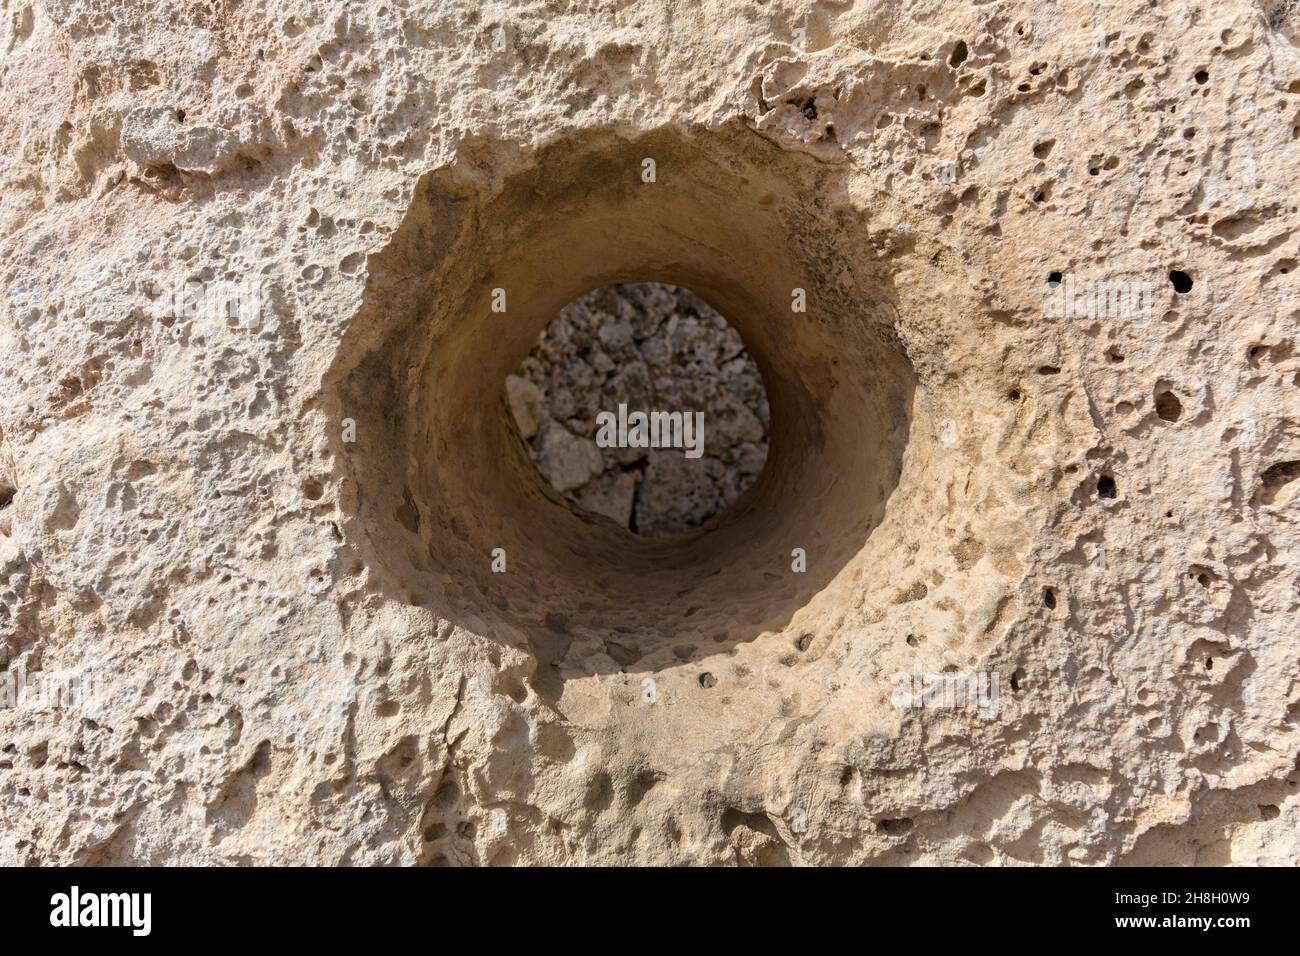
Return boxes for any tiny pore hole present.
[1155,390,1183,422]
[1169,270,1194,293]
[1097,474,1118,499]
[1043,586,1057,609]
[877,817,913,835]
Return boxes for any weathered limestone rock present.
[0,0,1297,866]
[535,420,602,493]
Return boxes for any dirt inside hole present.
[506,282,770,538]
[328,124,936,681]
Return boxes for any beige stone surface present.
[0,0,1298,865]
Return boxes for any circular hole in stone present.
[505,282,770,538]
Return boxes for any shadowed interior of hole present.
[338,126,917,678]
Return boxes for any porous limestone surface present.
[0,0,1298,865]
[510,282,770,537]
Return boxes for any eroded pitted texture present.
[0,0,1297,866]
[509,282,770,537]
